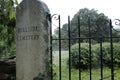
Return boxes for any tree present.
[0,0,18,57]
[70,8,110,42]
[0,0,18,19]
[54,8,110,49]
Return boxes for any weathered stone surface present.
[16,0,50,80]
[0,58,16,80]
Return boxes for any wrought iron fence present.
[49,14,120,80]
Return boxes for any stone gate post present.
[16,0,50,80]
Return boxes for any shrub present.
[69,42,120,69]
[69,43,97,69]
[113,43,120,67]
[94,43,120,67]
[93,43,111,67]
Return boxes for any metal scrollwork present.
[113,19,120,26]
[51,14,59,20]
[51,14,60,28]
[112,19,120,31]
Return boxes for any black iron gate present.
[49,14,120,80]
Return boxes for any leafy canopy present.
[53,8,110,49]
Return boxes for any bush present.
[69,42,120,69]
[69,43,97,69]
[94,43,120,67]
[93,43,111,67]
[113,43,120,67]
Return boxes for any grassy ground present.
[53,51,120,80]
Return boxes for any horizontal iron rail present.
[52,36,120,40]
[50,14,119,80]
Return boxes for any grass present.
[53,51,120,80]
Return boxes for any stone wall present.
[0,57,16,80]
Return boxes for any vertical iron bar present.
[110,20,114,80]
[58,15,62,80]
[68,16,71,80]
[49,14,53,80]
[78,16,81,80]
[100,38,103,80]
[98,24,103,80]
[88,17,92,80]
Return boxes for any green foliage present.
[0,0,18,19]
[94,43,120,67]
[53,51,120,80]
[69,42,120,69]
[52,64,58,80]
[54,8,110,49]
[71,8,109,40]
[69,43,97,69]
[0,0,17,58]
[54,67,120,80]
[114,43,120,64]
[93,43,111,67]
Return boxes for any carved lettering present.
[17,26,40,41]
[17,26,39,33]
[17,35,40,41]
